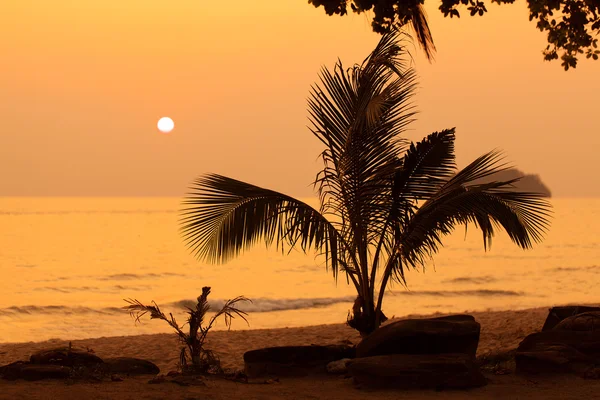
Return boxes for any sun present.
[157,117,174,133]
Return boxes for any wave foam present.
[0,289,524,318]
[170,296,356,313]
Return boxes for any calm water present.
[0,197,598,343]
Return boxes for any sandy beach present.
[1,306,598,399]
[4,0,598,397]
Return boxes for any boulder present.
[0,361,71,381]
[356,315,480,358]
[553,311,600,332]
[170,374,206,386]
[103,357,160,375]
[347,353,487,389]
[21,365,72,381]
[516,329,600,375]
[541,306,600,331]
[518,330,600,356]
[244,345,355,378]
[516,342,593,375]
[30,347,103,367]
[0,362,29,380]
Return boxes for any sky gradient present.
[1,0,598,197]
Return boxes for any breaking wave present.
[552,265,600,272]
[389,289,523,297]
[442,276,498,284]
[96,272,184,280]
[0,305,123,316]
[0,289,524,318]
[170,296,356,313]
[172,289,524,313]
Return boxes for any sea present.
[0,197,598,343]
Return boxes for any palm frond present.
[206,295,251,331]
[393,128,457,202]
[370,128,456,286]
[125,287,251,372]
[395,151,552,280]
[308,31,418,256]
[410,4,436,61]
[123,298,165,323]
[180,174,354,282]
[445,150,510,187]
[123,298,188,343]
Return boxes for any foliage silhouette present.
[179,32,551,336]
[124,287,250,373]
[474,169,552,197]
[309,0,600,70]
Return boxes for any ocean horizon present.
[1,197,598,343]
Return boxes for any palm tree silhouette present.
[180,32,551,336]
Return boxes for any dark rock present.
[148,375,166,384]
[0,362,30,380]
[347,353,487,389]
[69,363,105,381]
[22,365,72,381]
[30,347,103,367]
[472,169,552,197]
[554,312,600,332]
[542,306,600,331]
[170,375,206,386]
[518,330,600,356]
[356,315,480,358]
[0,362,71,381]
[103,357,160,375]
[516,329,600,375]
[516,343,593,375]
[110,374,123,382]
[244,345,355,378]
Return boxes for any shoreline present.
[1,300,590,346]
[0,305,583,372]
[2,304,600,399]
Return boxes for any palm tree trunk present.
[374,255,399,328]
[359,240,376,331]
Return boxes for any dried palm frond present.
[123,286,251,373]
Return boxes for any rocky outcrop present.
[472,169,552,197]
[242,315,485,389]
[30,347,103,367]
[243,345,355,378]
[553,311,600,332]
[349,315,485,389]
[517,310,600,376]
[0,361,72,381]
[356,315,480,358]
[103,357,160,375]
[542,306,600,331]
[1,346,160,381]
[347,353,487,389]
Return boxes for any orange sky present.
[1,0,598,197]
